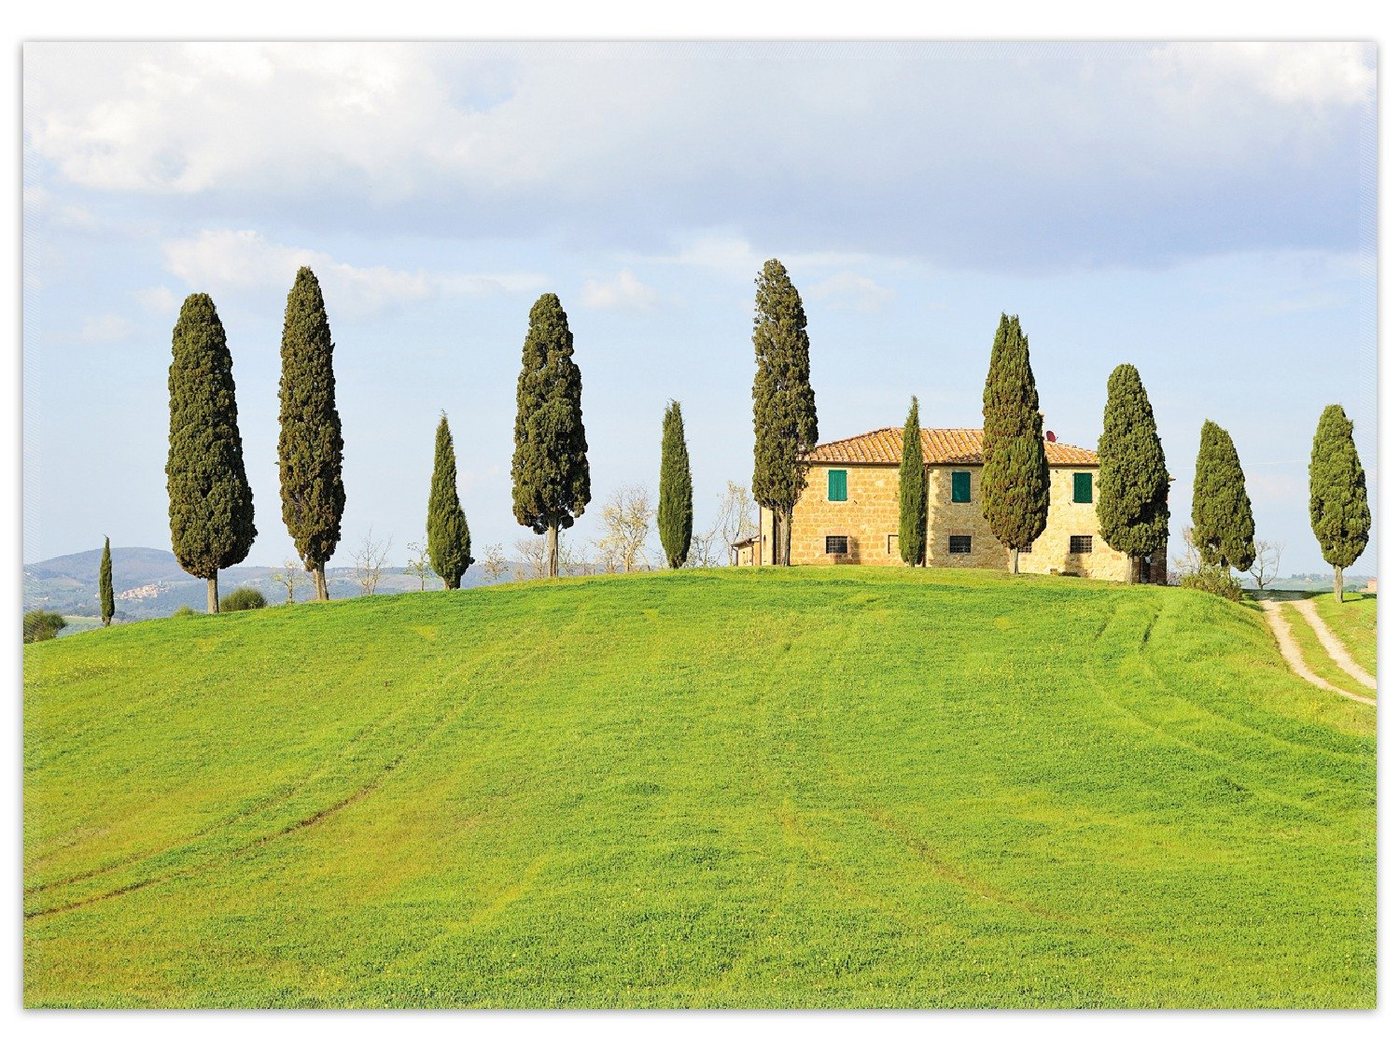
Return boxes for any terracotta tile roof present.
[805,427,1099,466]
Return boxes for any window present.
[951,470,972,503]
[1073,472,1093,504]
[827,469,848,502]
[887,534,899,555]
[825,535,849,555]
[1070,535,1093,554]
[1017,543,1034,553]
[949,535,972,555]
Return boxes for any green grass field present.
[1276,603,1377,701]
[1307,591,1377,679]
[23,568,1375,1007]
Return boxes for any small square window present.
[1073,472,1093,504]
[949,535,972,555]
[826,535,849,555]
[887,534,899,555]
[827,469,848,502]
[951,470,972,503]
[1070,535,1093,554]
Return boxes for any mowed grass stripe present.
[1306,592,1377,679]
[23,568,1374,1007]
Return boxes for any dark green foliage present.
[1309,404,1370,602]
[897,396,928,566]
[166,293,256,612]
[221,587,268,612]
[1180,566,1244,603]
[428,414,473,589]
[511,293,590,576]
[1096,364,1171,577]
[979,314,1049,568]
[277,267,345,601]
[751,259,818,565]
[657,400,693,569]
[23,610,66,643]
[1191,420,1255,572]
[99,536,115,626]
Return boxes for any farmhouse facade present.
[750,427,1166,582]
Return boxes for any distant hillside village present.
[28,255,1372,632]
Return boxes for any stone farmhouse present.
[736,426,1166,582]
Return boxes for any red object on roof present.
[1046,430,1057,442]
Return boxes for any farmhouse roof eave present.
[802,426,1099,467]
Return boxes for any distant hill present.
[22,546,567,620]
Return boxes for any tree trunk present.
[547,522,559,578]
[207,575,219,614]
[1335,564,1344,603]
[1129,555,1142,585]
[778,508,792,566]
[314,564,329,601]
[1011,546,1020,574]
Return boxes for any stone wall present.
[759,462,1138,582]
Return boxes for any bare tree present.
[1170,526,1204,582]
[1247,540,1283,592]
[353,529,392,596]
[716,480,759,555]
[271,558,306,605]
[404,539,434,592]
[514,534,585,579]
[480,542,508,584]
[597,484,655,573]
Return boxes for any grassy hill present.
[23,568,1375,1007]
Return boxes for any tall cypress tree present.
[980,313,1049,572]
[511,293,590,577]
[897,396,928,566]
[1191,420,1255,572]
[278,266,345,602]
[751,258,818,566]
[98,536,115,627]
[1096,364,1171,583]
[166,292,256,613]
[657,400,693,569]
[427,413,473,589]
[1308,404,1370,602]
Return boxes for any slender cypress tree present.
[1191,420,1255,572]
[657,400,693,569]
[427,413,473,589]
[751,258,818,566]
[278,266,345,601]
[1308,404,1370,602]
[980,313,1050,572]
[897,396,928,566]
[1096,364,1171,583]
[511,293,590,577]
[166,293,256,613]
[98,536,115,626]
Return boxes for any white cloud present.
[580,269,658,311]
[133,285,180,315]
[161,229,546,317]
[1154,42,1375,108]
[77,313,135,343]
[807,272,894,312]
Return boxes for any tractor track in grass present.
[1260,601,1374,706]
[1293,600,1376,690]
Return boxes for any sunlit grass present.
[23,568,1375,1007]
[1307,591,1377,678]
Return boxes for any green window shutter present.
[951,471,971,503]
[1073,472,1093,503]
[828,469,848,501]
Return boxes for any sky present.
[21,41,1378,577]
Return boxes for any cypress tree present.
[1191,420,1255,572]
[511,293,590,577]
[277,266,345,602]
[751,258,818,566]
[979,313,1050,572]
[657,400,693,569]
[1096,364,1171,583]
[1308,404,1370,602]
[897,396,928,566]
[166,293,256,613]
[98,536,115,626]
[427,413,473,589]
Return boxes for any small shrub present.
[221,587,268,612]
[172,605,197,618]
[23,610,67,643]
[1180,566,1244,603]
